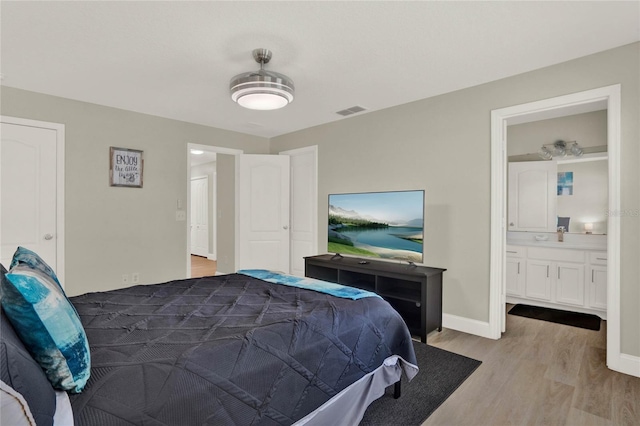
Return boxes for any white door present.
[0,121,59,273]
[281,146,317,277]
[237,154,290,272]
[190,176,208,257]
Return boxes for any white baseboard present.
[609,352,640,378]
[442,313,496,340]
[207,253,216,261]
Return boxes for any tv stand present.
[304,255,446,343]
[330,253,344,260]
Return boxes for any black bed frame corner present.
[393,379,401,399]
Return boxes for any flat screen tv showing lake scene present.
[328,190,424,263]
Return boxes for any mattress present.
[68,273,417,425]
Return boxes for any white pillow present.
[1,379,36,426]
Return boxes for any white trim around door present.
[0,115,65,286]
[490,85,639,378]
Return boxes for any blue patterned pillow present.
[1,265,90,393]
[10,246,62,288]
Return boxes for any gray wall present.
[270,42,640,356]
[507,110,607,157]
[0,87,269,296]
[216,154,236,274]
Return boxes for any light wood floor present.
[423,306,640,425]
[190,255,216,277]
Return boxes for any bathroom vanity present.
[506,233,607,318]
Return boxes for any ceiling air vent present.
[336,105,367,116]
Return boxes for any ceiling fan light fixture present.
[230,49,294,110]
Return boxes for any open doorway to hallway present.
[186,143,243,278]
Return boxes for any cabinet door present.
[588,265,607,310]
[508,161,557,232]
[525,260,552,301]
[506,257,525,297]
[555,262,585,306]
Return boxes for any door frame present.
[489,85,630,374]
[186,143,243,277]
[0,116,65,285]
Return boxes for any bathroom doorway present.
[490,85,625,374]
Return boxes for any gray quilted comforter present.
[68,273,416,425]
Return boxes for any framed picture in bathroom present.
[557,172,573,196]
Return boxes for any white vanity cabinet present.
[555,261,585,306]
[526,247,585,306]
[506,246,526,297]
[525,259,552,300]
[588,252,607,310]
[506,244,606,318]
[508,161,557,232]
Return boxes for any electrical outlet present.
[176,210,186,221]
[131,273,140,284]
[122,274,129,284]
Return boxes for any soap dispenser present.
[557,226,565,242]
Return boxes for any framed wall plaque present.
[110,147,143,188]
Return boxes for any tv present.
[328,190,424,263]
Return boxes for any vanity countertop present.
[507,232,607,251]
[507,240,606,251]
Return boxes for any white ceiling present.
[1,1,638,139]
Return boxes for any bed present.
[1,252,418,426]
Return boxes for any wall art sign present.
[110,147,143,188]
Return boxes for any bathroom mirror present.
[556,157,608,234]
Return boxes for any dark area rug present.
[359,341,481,425]
[508,303,601,331]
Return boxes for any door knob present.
[44,234,53,240]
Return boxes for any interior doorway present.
[504,111,609,320]
[186,144,318,278]
[186,144,243,277]
[490,85,626,374]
